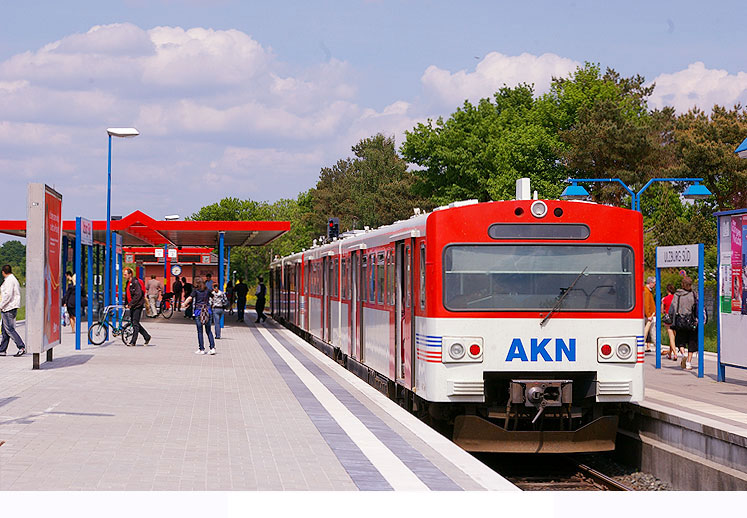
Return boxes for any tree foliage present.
[307,134,430,234]
[0,240,26,285]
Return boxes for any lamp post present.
[105,128,139,331]
[561,177,712,211]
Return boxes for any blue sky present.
[1,1,746,232]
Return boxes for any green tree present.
[0,240,26,284]
[675,105,747,210]
[189,192,315,284]
[401,84,568,204]
[308,134,430,235]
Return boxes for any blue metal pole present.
[87,243,93,344]
[219,232,225,329]
[697,243,705,378]
[655,266,662,369]
[75,218,82,350]
[105,134,112,336]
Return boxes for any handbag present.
[197,303,211,325]
[671,294,697,331]
[661,309,672,325]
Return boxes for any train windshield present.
[443,245,635,312]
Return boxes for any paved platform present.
[0,315,514,491]
[641,350,747,436]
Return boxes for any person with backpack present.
[182,278,216,355]
[210,283,228,339]
[172,276,183,312]
[668,276,698,371]
[234,278,248,322]
[255,275,267,323]
[124,267,151,347]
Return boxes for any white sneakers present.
[685,361,692,370]
[195,349,206,355]
[209,348,216,355]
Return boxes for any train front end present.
[418,198,644,453]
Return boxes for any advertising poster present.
[731,216,742,313]
[743,216,747,315]
[721,253,732,313]
[44,189,62,348]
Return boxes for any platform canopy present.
[0,210,290,248]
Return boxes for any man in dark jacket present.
[255,275,267,323]
[182,276,193,319]
[172,276,183,312]
[234,278,248,322]
[124,267,151,346]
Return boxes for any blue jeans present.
[0,309,25,353]
[196,317,215,350]
[212,307,224,338]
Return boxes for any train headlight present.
[616,342,632,360]
[449,342,465,360]
[530,201,548,218]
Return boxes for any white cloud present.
[648,62,747,112]
[421,51,580,109]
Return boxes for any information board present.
[26,184,63,358]
[716,212,747,373]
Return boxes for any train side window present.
[419,243,426,310]
[369,254,376,303]
[405,246,411,308]
[361,255,367,302]
[387,251,395,306]
[332,258,338,298]
[377,252,385,304]
[340,258,346,300]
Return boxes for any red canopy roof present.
[0,210,290,247]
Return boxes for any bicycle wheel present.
[88,322,107,345]
[162,303,173,319]
[121,323,134,345]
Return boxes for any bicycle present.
[146,292,174,319]
[87,305,133,345]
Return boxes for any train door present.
[359,253,367,362]
[305,259,311,331]
[322,256,329,341]
[351,251,359,359]
[294,263,300,326]
[395,240,414,385]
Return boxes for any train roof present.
[270,198,635,267]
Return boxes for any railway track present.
[476,453,634,491]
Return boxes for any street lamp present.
[105,127,139,329]
[561,177,712,211]
[735,137,747,159]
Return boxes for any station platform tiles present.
[0,316,515,491]
[641,350,747,435]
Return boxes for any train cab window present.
[419,243,426,310]
[377,252,386,304]
[443,244,635,311]
[369,254,376,303]
[361,255,368,302]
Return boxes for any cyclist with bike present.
[124,268,152,347]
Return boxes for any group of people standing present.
[643,275,701,371]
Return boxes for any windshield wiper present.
[540,266,588,327]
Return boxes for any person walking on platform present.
[63,271,76,332]
[182,278,216,354]
[234,278,248,322]
[210,283,228,339]
[662,284,678,361]
[0,264,26,356]
[668,276,698,371]
[643,277,656,353]
[225,281,234,315]
[182,277,193,319]
[205,273,213,291]
[124,268,151,347]
[145,275,161,317]
[255,275,267,323]
[172,276,183,312]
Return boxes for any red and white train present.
[270,189,644,453]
